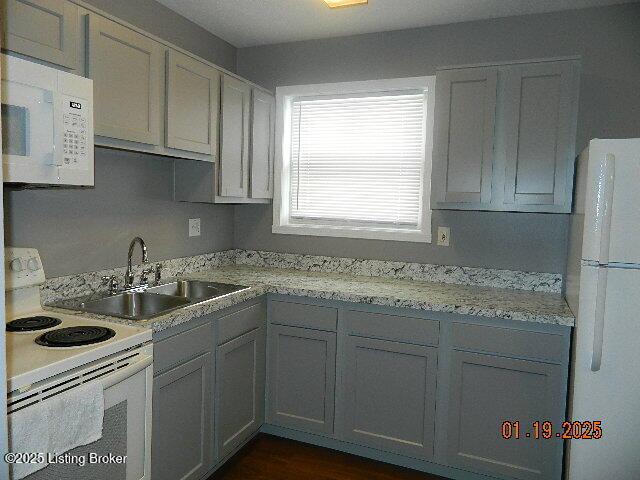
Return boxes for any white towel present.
[8,381,104,479]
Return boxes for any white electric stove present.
[5,247,152,394]
[5,247,153,480]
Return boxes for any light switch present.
[437,226,450,247]
[189,218,201,237]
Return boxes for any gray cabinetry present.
[250,89,275,199]
[432,67,497,208]
[219,74,251,198]
[501,61,579,210]
[166,49,220,155]
[152,323,214,480]
[215,303,266,459]
[87,13,162,145]
[432,58,580,213]
[341,335,437,460]
[267,324,336,435]
[1,0,78,69]
[446,351,565,480]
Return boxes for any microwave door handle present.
[101,354,153,390]
[591,268,609,372]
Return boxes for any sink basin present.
[53,279,251,321]
[79,292,191,320]
[146,280,247,300]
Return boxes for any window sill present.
[272,223,431,243]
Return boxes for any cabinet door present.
[88,14,162,145]
[1,0,78,69]
[341,336,437,460]
[216,327,265,459]
[250,89,275,199]
[267,325,336,434]
[152,353,214,480]
[219,74,251,198]
[166,50,219,155]
[447,351,565,480]
[502,61,579,211]
[432,67,497,208]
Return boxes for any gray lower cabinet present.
[1,0,78,69]
[87,13,162,145]
[446,351,565,480]
[216,325,266,459]
[341,335,437,460]
[267,324,336,435]
[152,352,214,480]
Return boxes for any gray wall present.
[236,3,640,273]
[81,0,236,71]
[4,149,234,278]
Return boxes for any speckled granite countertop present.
[49,265,574,333]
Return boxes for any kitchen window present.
[273,77,435,243]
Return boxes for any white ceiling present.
[155,0,635,48]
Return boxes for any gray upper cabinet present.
[501,61,579,211]
[166,49,220,155]
[216,326,265,459]
[432,67,497,208]
[432,58,580,213]
[267,324,336,435]
[341,336,437,460]
[219,74,251,198]
[87,13,162,145]
[250,89,275,199]
[446,351,565,480]
[1,0,78,69]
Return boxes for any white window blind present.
[289,92,426,228]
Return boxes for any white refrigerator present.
[565,138,640,480]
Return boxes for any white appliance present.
[4,248,152,480]
[565,138,640,480]
[1,54,94,186]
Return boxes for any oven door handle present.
[102,354,153,390]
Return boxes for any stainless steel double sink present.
[59,280,250,321]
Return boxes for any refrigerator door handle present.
[596,154,616,264]
[591,267,609,372]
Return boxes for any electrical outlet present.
[437,226,450,247]
[189,218,201,237]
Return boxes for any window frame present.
[272,76,435,243]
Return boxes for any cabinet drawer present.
[269,300,337,332]
[452,323,565,363]
[344,310,439,346]
[218,301,265,345]
[154,322,213,374]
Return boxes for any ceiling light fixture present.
[323,0,368,9]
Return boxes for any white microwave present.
[1,54,94,186]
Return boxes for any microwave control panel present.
[60,96,89,168]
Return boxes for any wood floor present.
[208,434,449,480]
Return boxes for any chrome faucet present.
[125,236,149,289]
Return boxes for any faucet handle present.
[101,275,119,295]
[140,266,154,285]
[154,263,162,283]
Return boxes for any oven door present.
[1,54,59,184]
[11,346,153,480]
